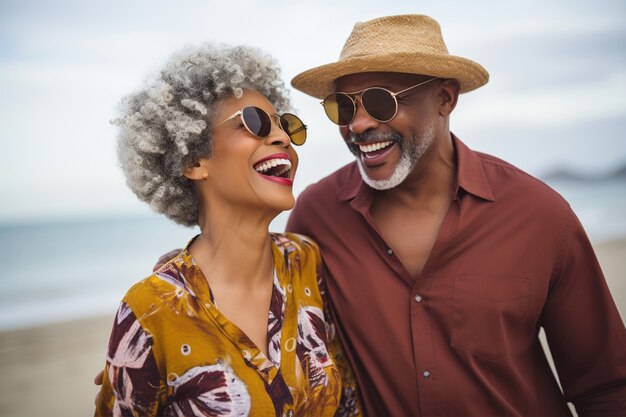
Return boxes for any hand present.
[94,370,104,405]
[153,249,181,271]
[94,370,103,385]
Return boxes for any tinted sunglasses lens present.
[280,113,307,145]
[361,88,397,122]
[241,106,271,137]
[323,93,355,126]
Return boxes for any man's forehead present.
[334,72,430,91]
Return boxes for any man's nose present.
[349,98,381,133]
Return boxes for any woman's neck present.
[190,205,276,289]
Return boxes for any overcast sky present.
[1,0,625,222]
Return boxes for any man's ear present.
[183,158,210,180]
[438,79,460,117]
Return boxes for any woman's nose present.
[265,122,291,147]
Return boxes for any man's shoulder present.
[287,162,359,234]
[476,150,552,186]
[474,150,571,211]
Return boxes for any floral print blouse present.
[95,233,361,417]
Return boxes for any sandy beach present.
[0,240,624,417]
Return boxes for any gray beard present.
[356,122,434,190]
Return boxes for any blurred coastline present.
[0,176,625,416]
[1,174,625,332]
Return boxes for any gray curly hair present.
[113,44,291,227]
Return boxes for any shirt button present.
[414,294,423,303]
[422,370,431,379]
[387,248,393,255]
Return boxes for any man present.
[286,14,626,416]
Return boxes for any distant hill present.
[541,163,626,182]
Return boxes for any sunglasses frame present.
[321,77,438,126]
[215,106,307,146]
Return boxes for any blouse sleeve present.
[95,301,162,417]
[315,253,364,417]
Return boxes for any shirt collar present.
[453,134,495,202]
[338,163,367,202]
[338,133,495,203]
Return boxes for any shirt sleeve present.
[95,301,162,417]
[542,210,626,416]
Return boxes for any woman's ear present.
[183,158,210,180]
[438,79,460,117]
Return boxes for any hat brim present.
[291,52,489,99]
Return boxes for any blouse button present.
[387,248,393,255]
[422,370,431,379]
[414,294,423,303]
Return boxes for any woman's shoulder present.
[270,233,324,277]
[270,232,321,256]
[122,253,196,312]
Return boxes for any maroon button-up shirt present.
[286,135,626,417]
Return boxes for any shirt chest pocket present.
[451,275,531,361]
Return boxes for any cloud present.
[1,0,625,220]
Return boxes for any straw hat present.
[291,14,489,99]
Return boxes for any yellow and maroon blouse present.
[95,233,361,417]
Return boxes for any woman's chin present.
[273,195,296,213]
[253,194,295,221]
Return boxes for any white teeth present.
[358,140,393,153]
[254,158,292,175]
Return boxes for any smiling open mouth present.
[358,140,393,153]
[254,158,292,179]
[354,140,397,163]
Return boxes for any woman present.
[95,44,361,417]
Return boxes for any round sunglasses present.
[215,106,307,146]
[321,77,437,126]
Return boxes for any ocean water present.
[0,215,198,331]
[0,180,624,331]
